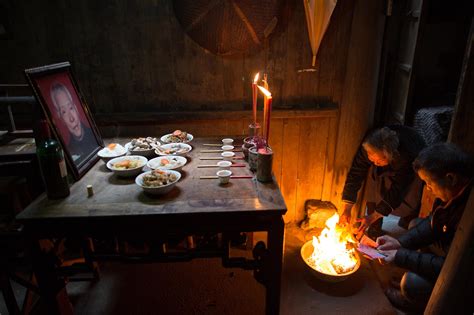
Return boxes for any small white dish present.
[217,170,232,184]
[160,133,194,144]
[222,138,234,145]
[135,169,181,195]
[217,160,232,170]
[156,143,192,156]
[124,142,157,158]
[147,156,187,171]
[221,151,235,161]
[97,144,127,162]
[106,155,148,177]
[221,145,234,151]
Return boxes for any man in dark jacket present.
[377,143,473,312]
[339,126,426,236]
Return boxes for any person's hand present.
[378,249,397,264]
[356,211,383,235]
[338,202,353,227]
[376,235,401,251]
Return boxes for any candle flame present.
[253,73,260,84]
[257,85,272,98]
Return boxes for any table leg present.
[32,240,73,315]
[265,217,284,315]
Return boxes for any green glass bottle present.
[36,120,70,199]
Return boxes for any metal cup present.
[257,147,273,182]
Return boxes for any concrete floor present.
[1,220,405,315]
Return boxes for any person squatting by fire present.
[339,126,426,237]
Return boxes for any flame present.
[308,213,357,275]
[257,85,272,98]
[253,73,260,84]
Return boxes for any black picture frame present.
[25,62,103,180]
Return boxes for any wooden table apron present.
[17,137,287,315]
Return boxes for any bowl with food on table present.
[135,169,181,195]
[147,156,187,171]
[155,143,192,156]
[97,143,127,162]
[106,155,148,177]
[125,137,160,158]
[160,130,193,144]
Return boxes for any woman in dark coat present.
[377,143,473,312]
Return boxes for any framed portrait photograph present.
[25,62,103,179]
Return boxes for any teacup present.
[221,151,235,161]
[222,138,234,145]
[217,160,232,170]
[221,145,234,151]
[217,170,232,184]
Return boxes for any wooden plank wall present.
[99,110,338,223]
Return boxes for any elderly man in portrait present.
[50,82,97,165]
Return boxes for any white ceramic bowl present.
[135,169,181,195]
[97,144,127,162]
[160,133,194,144]
[221,151,235,161]
[217,170,232,184]
[217,160,232,170]
[106,155,148,177]
[147,156,187,171]
[155,143,192,156]
[124,142,158,158]
[222,138,234,145]
[221,145,234,151]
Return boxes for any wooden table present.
[17,137,287,315]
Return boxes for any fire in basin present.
[300,213,360,282]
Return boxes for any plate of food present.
[160,130,193,144]
[106,155,148,177]
[147,156,187,171]
[155,143,192,156]
[135,169,181,195]
[125,137,160,157]
[97,143,127,162]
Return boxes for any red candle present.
[252,73,259,125]
[257,85,272,146]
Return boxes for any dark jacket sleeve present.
[375,155,416,216]
[342,146,372,204]
[398,217,434,249]
[394,249,444,281]
[394,217,444,281]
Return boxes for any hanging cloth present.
[303,0,337,67]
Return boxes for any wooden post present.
[424,190,474,314]
[425,18,474,314]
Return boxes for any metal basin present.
[300,240,361,283]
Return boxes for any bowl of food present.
[106,155,148,177]
[97,143,127,162]
[147,156,187,171]
[135,169,181,195]
[125,137,160,158]
[160,130,193,144]
[155,143,192,156]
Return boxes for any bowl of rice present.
[135,169,181,195]
[106,155,148,177]
[97,143,127,162]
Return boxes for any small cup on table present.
[217,160,232,170]
[221,145,234,151]
[221,151,235,161]
[217,170,232,184]
[222,138,234,145]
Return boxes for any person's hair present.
[50,82,75,118]
[413,143,473,181]
[362,127,399,161]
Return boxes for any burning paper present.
[307,213,358,275]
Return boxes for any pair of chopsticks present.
[199,157,244,160]
[200,149,242,153]
[199,175,253,179]
[197,164,245,168]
